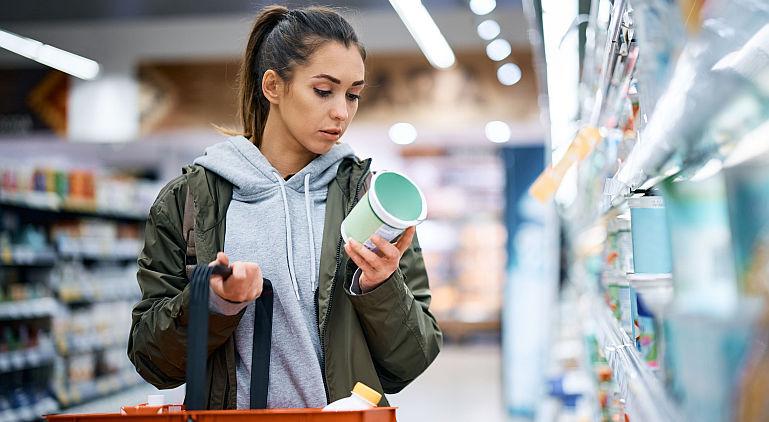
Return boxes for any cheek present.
[285,92,320,127]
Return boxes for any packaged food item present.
[322,382,381,411]
[662,174,737,315]
[629,196,672,274]
[341,171,427,251]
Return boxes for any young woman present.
[128,5,442,410]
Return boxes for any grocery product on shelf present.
[0,164,160,218]
[628,196,671,275]
[661,174,737,314]
[724,149,769,421]
[537,0,769,420]
[1,166,153,414]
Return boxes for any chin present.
[306,141,336,156]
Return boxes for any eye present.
[314,88,331,97]
[346,93,361,101]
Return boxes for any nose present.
[329,97,348,122]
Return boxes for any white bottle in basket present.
[322,382,381,411]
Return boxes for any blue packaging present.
[629,196,672,274]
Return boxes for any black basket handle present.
[186,264,273,410]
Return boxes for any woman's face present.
[275,41,365,155]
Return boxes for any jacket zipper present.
[318,160,370,401]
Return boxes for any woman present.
[128,4,442,410]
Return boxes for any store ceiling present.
[0,0,521,23]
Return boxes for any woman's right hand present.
[209,252,263,303]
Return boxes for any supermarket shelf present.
[0,341,57,374]
[438,319,501,342]
[57,252,138,262]
[590,296,681,421]
[55,333,127,357]
[0,191,147,222]
[1,250,58,267]
[56,286,139,305]
[0,297,58,320]
[0,394,59,422]
[56,370,144,409]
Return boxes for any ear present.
[262,69,283,105]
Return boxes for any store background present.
[3,0,769,421]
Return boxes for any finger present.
[371,235,400,260]
[210,252,229,267]
[209,275,225,295]
[395,227,416,255]
[345,243,377,273]
[349,239,383,269]
[232,261,247,280]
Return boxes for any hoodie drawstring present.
[274,172,301,301]
[304,174,318,293]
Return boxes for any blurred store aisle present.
[390,344,506,422]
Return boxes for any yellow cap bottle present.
[352,382,382,406]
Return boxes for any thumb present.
[215,252,229,267]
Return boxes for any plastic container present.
[341,171,426,251]
[323,382,382,411]
[628,196,672,274]
[661,175,738,314]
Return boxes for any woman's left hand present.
[344,226,416,293]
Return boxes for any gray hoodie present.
[193,135,355,409]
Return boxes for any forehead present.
[297,41,365,83]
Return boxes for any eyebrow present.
[312,74,365,86]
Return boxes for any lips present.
[319,128,342,141]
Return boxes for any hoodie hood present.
[193,135,355,201]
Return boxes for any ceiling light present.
[477,19,501,40]
[389,0,456,69]
[0,29,100,80]
[485,121,511,143]
[486,39,512,61]
[470,0,496,16]
[497,63,522,86]
[389,123,418,145]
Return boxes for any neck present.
[259,109,318,178]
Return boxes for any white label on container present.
[363,224,404,251]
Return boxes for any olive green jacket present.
[127,157,442,409]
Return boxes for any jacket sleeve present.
[127,182,244,389]
[344,232,443,394]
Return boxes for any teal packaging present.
[662,175,738,314]
[341,171,427,251]
[628,196,672,274]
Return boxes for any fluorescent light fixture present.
[541,0,579,162]
[470,0,496,16]
[389,122,418,145]
[486,38,512,61]
[477,19,501,40]
[497,63,522,86]
[485,121,511,143]
[0,29,100,80]
[388,0,455,69]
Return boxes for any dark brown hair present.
[230,5,366,146]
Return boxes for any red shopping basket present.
[46,408,398,422]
